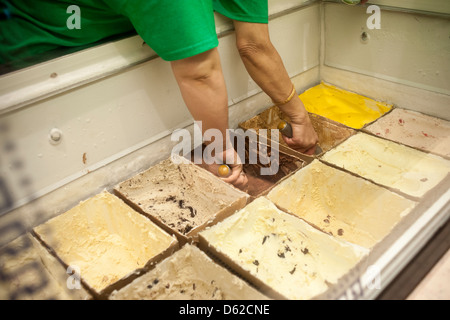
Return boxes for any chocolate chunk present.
[338,229,344,236]
[277,252,285,258]
[166,196,176,202]
[301,248,309,255]
[253,260,259,266]
[183,225,193,234]
[262,235,269,245]
[289,267,296,275]
[188,206,197,218]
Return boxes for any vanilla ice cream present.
[299,83,392,129]
[267,160,417,248]
[321,133,450,198]
[199,197,368,300]
[33,191,177,295]
[366,108,450,158]
[109,244,268,300]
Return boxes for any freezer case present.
[0,0,449,300]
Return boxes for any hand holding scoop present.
[278,120,323,155]
[218,164,232,177]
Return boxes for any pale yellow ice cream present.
[366,108,450,158]
[0,234,91,300]
[299,83,392,129]
[322,133,450,198]
[267,160,417,248]
[33,191,177,294]
[109,244,268,300]
[199,197,368,300]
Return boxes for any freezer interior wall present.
[0,0,449,298]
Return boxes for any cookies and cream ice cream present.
[33,191,177,295]
[115,157,248,238]
[0,234,91,300]
[109,244,268,300]
[267,160,417,248]
[199,197,368,300]
[321,133,450,198]
[366,108,450,158]
[299,83,392,129]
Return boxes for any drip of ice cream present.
[109,244,268,300]
[199,197,368,300]
[366,108,450,158]
[267,160,416,248]
[321,133,450,198]
[299,83,392,129]
[33,191,177,294]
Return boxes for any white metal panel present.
[324,3,450,96]
[368,0,450,15]
[324,0,450,15]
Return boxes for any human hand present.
[216,163,248,191]
[203,147,248,191]
[281,115,319,155]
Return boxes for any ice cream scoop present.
[278,120,323,155]
[278,120,293,138]
[218,164,231,177]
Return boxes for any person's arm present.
[233,21,319,155]
[171,48,248,190]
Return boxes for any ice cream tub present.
[320,132,450,200]
[114,155,249,244]
[0,233,92,300]
[198,197,368,300]
[33,191,179,298]
[267,160,417,249]
[109,244,269,300]
[238,105,356,162]
[364,108,450,159]
[299,82,393,129]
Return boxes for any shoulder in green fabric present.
[0,0,133,63]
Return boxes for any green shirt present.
[0,0,268,64]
